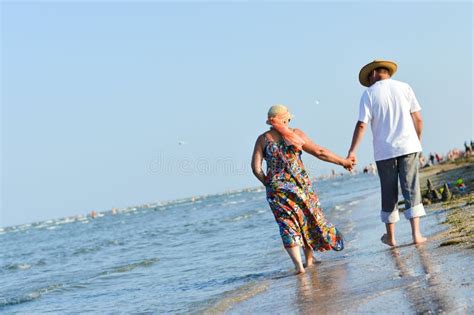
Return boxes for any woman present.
[251,104,354,275]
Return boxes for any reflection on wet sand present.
[295,261,349,314]
[388,245,452,313]
[291,245,453,314]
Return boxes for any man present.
[347,59,426,246]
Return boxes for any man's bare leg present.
[410,217,427,244]
[285,246,305,274]
[381,223,397,247]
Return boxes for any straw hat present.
[359,60,398,87]
[267,104,294,122]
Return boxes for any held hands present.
[347,152,357,166]
[342,158,355,172]
[343,152,357,172]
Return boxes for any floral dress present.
[263,133,344,251]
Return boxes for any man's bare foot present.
[413,234,427,245]
[381,234,397,247]
[294,268,305,275]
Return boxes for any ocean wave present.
[53,217,77,226]
[123,207,138,212]
[220,272,269,285]
[197,281,269,314]
[72,246,102,256]
[0,283,63,307]
[186,269,286,294]
[104,239,123,246]
[3,263,32,271]
[348,200,361,206]
[220,199,247,207]
[97,257,160,277]
[224,208,268,223]
[72,239,124,256]
[230,214,252,222]
[34,224,50,230]
[1,258,159,308]
[2,258,48,273]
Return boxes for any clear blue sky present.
[1,2,472,227]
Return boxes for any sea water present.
[1,174,381,313]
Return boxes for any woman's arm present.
[294,128,353,170]
[251,135,267,186]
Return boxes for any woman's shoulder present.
[260,129,274,138]
[262,129,285,142]
[258,131,270,138]
[256,132,269,144]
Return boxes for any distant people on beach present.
[447,148,462,162]
[252,104,354,274]
[346,59,426,247]
[464,141,472,157]
[363,163,377,174]
[421,143,471,167]
[429,153,435,166]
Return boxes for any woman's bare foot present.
[303,257,314,268]
[294,267,305,275]
[381,234,397,247]
[413,234,427,245]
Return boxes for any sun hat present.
[359,59,398,87]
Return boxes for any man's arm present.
[350,91,371,164]
[411,111,423,141]
[407,84,423,141]
[347,121,367,165]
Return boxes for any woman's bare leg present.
[285,246,305,274]
[303,246,314,267]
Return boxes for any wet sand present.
[219,158,474,314]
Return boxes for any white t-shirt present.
[358,79,422,161]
